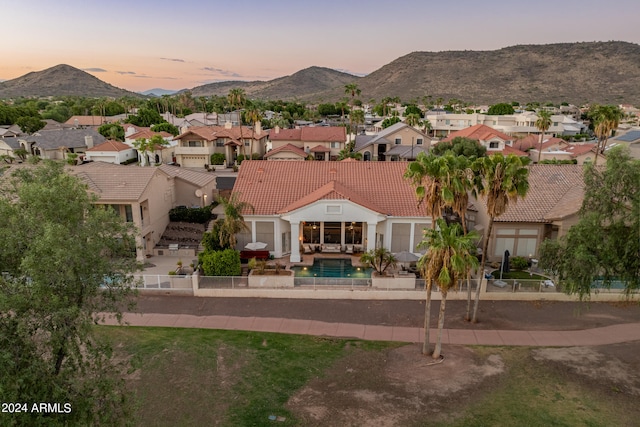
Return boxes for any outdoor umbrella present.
[502,250,510,273]
[245,242,268,250]
[394,251,420,263]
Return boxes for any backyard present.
[95,326,640,426]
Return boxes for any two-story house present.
[440,124,528,157]
[354,122,431,161]
[173,123,268,168]
[265,126,347,161]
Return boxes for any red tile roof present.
[442,124,512,143]
[233,160,427,217]
[263,143,308,159]
[310,144,331,153]
[86,140,132,152]
[128,129,173,140]
[269,126,346,143]
[175,125,267,141]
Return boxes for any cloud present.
[132,75,153,79]
[116,71,136,75]
[161,57,185,63]
[83,67,107,72]
[202,67,242,78]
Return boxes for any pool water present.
[292,258,371,278]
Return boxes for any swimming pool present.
[292,258,371,278]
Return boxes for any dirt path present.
[134,295,640,331]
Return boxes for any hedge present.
[199,249,241,276]
[169,205,213,223]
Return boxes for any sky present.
[1,0,639,93]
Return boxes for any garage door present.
[181,155,206,168]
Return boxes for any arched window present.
[363,151,371,161]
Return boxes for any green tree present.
[245,107,263,157]
[344,84,361,143]
[381,116,401,129]
[487,103,515,115]
[199,249,242,276]
[359,248,397,276]
[151,122,180,136]
[403,104,423,117]
[535,110,552,163]
[350,109,365,137]
[538,146,639,298]
[590,104,624,162]
[404,113,422,128]
[227,88,247,157]
[125,108,165,127]
[15,116,46,134]
[471,154,530,322]
[97,123,125,141]
[405,153,451,355]
[0,161,139,425]
[432,137,487,158]
[317,103,338,116]
[217,193,254,249]
[132,134,169,166]
[417,219,479,359]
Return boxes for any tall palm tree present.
[245,107,263,158]
[591,104,623,163]
[405,153,451,355]
[422,119,432,137]
[535,110,552,163]
[227,88,247,159]
[217,193,254,249]
[404,113,422,128]
[418,219,479,359]
[471,154,530,323]
[344,84,361,143]
[350,109,365,141]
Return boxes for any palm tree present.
[344,84,361,143]
[422,119,432,137]
[359,248,397,276]
[217,193,254,249]
[591,104,624,163]
[245,107,263,158]
[535,110,552,163]
[418,219,479,359]
[227,88,247,159]
[405,153,450,355]
[350,109,365,139]
[404,113,422,128]
[335,100,349,123]
[471,154,530,323]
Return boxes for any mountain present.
[317,41,640,105]
[141,88,180,96]
[0,64,143,99]
[190,66,360,100]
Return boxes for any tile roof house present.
[64,115,119,128]
[71,162,217,260]
[441,124,528,157]
[232,160,430,262]
[125,128,176,165]
[173,123,269,168]
[268,126,347,161]
[85,140,137,164]
[354,122,432,161]
[517,135,604,165]
[16,128,106,160]
[472,164,586,262]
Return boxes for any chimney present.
[84,135,94,149]
[255,121,262,135]
[224,120,232,129]
[275,125,280,134]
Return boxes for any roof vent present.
[257,168,264,173]
[329,168,337,174]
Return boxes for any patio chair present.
[345,244,354,254]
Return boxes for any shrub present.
[251,153,262,160]
[169,205,213,223]
[210,153,225,165]
[199,249,241,276]
[236,154,245,164]
[511,256,529,271]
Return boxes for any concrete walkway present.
[100,312,640,347]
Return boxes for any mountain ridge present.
[1,42,639,104]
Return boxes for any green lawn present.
[96,326,396,426]
[96,327,635,426]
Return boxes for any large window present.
[187,140,203,147]
[346,222,362,245]
[302,222,321,244]
[323,222,341,244]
